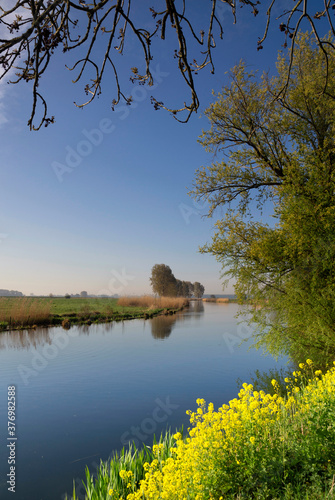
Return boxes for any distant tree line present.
[150,264,205,298]
[0,289,23,297]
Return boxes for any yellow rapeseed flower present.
[128,362,335,500]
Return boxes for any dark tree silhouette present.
[1,1,334,129]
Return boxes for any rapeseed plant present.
[127,360,335,499]
[71,360,335,499]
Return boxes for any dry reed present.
[0,297,52,327]
[203,297,230,303]
[117,296,189,309]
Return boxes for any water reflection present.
[0,301,204,350]
[237,365,295,398]
[189,300,204,315]
[0,302,290,500]
[150,315,177,339]
[0,327,53,351]
[150,300,204,339]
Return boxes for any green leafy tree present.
[180,280,193,298]
[150,264,177,297]
[191,32,335,356]
[193,282,205,298]
[175,279,183,298]
[150,266,204,298]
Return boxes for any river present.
[0,301,289,500]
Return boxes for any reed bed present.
[203,297,231,303]
[0,297,51,327]
[117,296,189,310]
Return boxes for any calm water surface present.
[0,302,289,500]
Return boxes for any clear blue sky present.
[0,1,319,296]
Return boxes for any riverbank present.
[68,360,335,500]
[0,296,189,332]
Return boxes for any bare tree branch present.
[0,0,334,129]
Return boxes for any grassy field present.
[50,297,136,315]
[0,296,189,331]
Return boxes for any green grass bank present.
[0,296,189,331]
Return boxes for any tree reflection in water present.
[150,300,204,340]
[150,315,177,340]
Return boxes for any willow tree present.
[191,32,335,357]
[1,1,335,129]
[150,264,177,297]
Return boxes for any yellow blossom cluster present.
[124,361,335,499]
